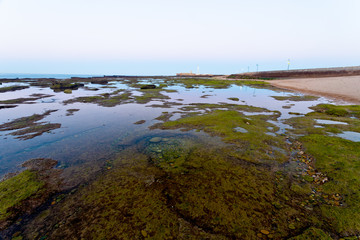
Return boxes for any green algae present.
[0,94,54,105]
[289,227,332,240]
[157,110,287,163]
[64,86,173,106]
[134,89,171,104]
[300,134,360,235]
[167,78,270,89]
[285,112,360,136]
[20,139,316,239]
[179,102,272,113]
[22,147,225,239]
[0,85,29,93]
[64,92,132,107]
[284,103,360,236]
[271,95,319,101]
[0,170,44,222]
[309,104,360,118]
[0,110,61,140]
[50,82,84,92]
[65,109,80,116]
[227,97,239,101]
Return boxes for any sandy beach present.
[267,76,360,104]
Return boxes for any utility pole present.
[256,64,259,72]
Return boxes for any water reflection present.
[0,78,336,176]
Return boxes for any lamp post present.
[288,59,291,70]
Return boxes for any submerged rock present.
[140,84,156,89]
[149,137,162,143]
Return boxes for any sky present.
[0,0,359,75]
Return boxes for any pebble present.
[141,230,148,237]
[260,229,270,235]
[149,137,162,143]
[288,223,296,229]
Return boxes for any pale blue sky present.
[0,0,359,75]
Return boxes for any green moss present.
[289,227,332,240]
[228,97,239,101]
[134,90,170,104]
[285,113,360,136]
[0,170,44,221]
[64,92,132,107]
[271,95,319,101]
[290,183,312,195]
[50,82,84,91]
[179,103,271,113]
[300,134,360,234]
[167,78,269,89]
[310,104,360,118]
[160,110,286,163]
[100,92,132,107]
[0,85,29,93]
[63,89,72,94]
[24,142,314,239]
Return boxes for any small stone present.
[149,137,162,143]
[141,230,148,237]
[260,230,270,235]
[288,223,296,229]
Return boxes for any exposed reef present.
[0,110,61,140]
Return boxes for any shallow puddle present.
[315,119,348,125]
[336,131,360,142]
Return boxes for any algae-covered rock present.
[0,158,61,230]
[140,84,156,89]
[149,137,162,143]
[289,227,332,240]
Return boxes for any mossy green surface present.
[134,89,171,103]
[289,227,332,240]
[0,170,44,221]
[159,110,286,163]
[271,95,319,101]
[64,92,132,107]
[300,134,360,235]
[285,112,360,136]
[0,110,61,140]
[310,104,360,118]
[282,103,360,237]
[0,85,29,93]
[21,140,317,239]
[167,78,269,89]
[179,103,271,113]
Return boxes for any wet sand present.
[267,76,360,104]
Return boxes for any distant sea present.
[0,73,102,79]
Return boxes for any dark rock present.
[140,84,156,90]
